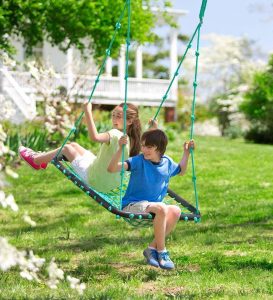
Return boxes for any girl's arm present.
[179,140,195,176]
[84,102,110,143]
[148,119,158,130]
[107,136,129,173]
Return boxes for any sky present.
[173,0,273,59]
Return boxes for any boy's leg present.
[145,203,168,251]
[146,203,178,270]
[165,205,181,236]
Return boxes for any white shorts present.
[71,151,96,182]
[123,201,151,213]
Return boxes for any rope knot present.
[115,22,121,29]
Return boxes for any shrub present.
[240,54,273,144]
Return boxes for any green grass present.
[1,135,273,299]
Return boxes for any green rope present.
[189,0,207,214]
[153,23,201,121]
[119,0,131,210]
[189,25,202,214]
[55,1,127,159]
[152,0,208,213]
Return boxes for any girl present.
[19,102,141,192]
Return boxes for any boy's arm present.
[84,102,110,143]
[107,136,129,173]
[179,140,195,176]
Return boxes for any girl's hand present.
[184,140,195,153]
[148,119,158,130]
[83,101,92,113]
[118,135,128,148]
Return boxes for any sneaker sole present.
[159,265,175,270]
[143,251,159,268]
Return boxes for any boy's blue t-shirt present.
[122,154,181,208]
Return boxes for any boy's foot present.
[158,251,175,270]
[143,248,159,268]
[19,146,47,170]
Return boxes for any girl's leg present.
[33,143,85,165]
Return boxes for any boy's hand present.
[184,140,195,154]
[148,119,158,130]
[118,135,128,148]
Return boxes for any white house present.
[0,6,187,123]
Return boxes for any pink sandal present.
[19,146,47,170]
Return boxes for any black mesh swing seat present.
[52,157,201,226]
[51,0,207,226]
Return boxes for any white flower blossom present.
[0,192,19,212]
[45,105,57,117]
[67,276,86,295]
[5,166,19,179]
[19,250,45,281]
[45,122,57,134]
[47,258,64,289]
[0,237,20,271]
[23,213,37,227]
[0,95,16,121]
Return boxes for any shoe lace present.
[150,249,158,259]
[24,149,39,160]
[159,251,170,261]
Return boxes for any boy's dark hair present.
[141,129,168,156]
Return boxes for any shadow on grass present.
[207,255,273,272]
[182,214,273,236]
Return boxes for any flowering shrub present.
[210,85,250,137]
[25,61,74,142]
[0,237,86,294]
[0,123,18,178]
[0,187,86,294]
[241,54,273,144]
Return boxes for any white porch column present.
[66,48,74,91]
[169,28,178,101]
[118,44,126,100]
[105,57,112,77]
[136,45,143,79]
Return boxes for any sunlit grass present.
[1,134,272,299]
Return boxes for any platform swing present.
[51,0,208,226]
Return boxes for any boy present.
[108,129,195,270]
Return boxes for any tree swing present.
[51,0,208,226]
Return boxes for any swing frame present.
[51,0,208,224]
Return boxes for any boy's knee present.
[170,205,181,219]
[155,204,168,216]
[148,203,167,216]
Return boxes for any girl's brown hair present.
[118,103,141,156]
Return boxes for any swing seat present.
[52,157,201,227]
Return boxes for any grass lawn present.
[0,134,272,299]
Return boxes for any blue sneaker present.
[158,251,175,270]
[143,248,159,268]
